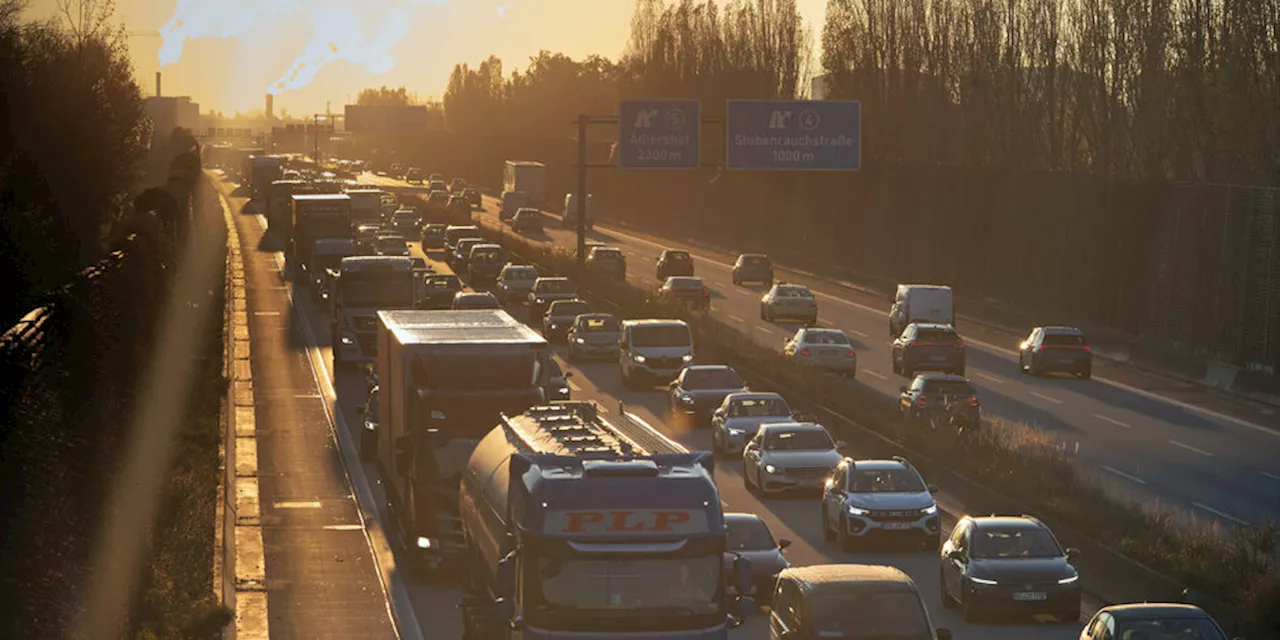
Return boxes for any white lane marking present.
[861,370,887,380]
[1030,391,1064,404]
[1100,465,1148,485]
[973,372,1004,384]
[1169,440,1215,457]
[294,394,323,399]
[254,311,281,316]
[567,380,581,392]
[728,314,745,323]
[1093,413,1132,429]
[1191,502,1249,526]
[1260,471,1280,482]
[274,501,322,509]
[849,329,869,338]
[323,524,366,531]
[591,223,1277,436]
[755,326,775,334]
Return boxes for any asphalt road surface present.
[357,172,1280,535]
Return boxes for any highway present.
[222,171,1088,638]
[357,172,1280,535]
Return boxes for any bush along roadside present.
[481,224,1279,638]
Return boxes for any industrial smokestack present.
[266,94,274,121]
[155,72,161,97]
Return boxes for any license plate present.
[1012,592,1047,601]
[883,522,911,530]
[929,355,947,361]
[821,351,838,357]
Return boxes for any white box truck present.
[502,160,546,207]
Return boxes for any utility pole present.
[577,114,588,267]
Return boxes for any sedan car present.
[892,323,966,376]
[585,246,626,281]
[1019,326,1092,379]
[512,208,543,234]
[466,244,505,284]
[496,264,538,304]
[566,313,621,361]
[527,277,577,323]
[667,365,749,427]
[425,189,450,214]
[373,234,410,256]
[760,282,818,324]
[451,291,501,310]
[898,373,982,430]
[463,187,481,207]
[405,167,424,184]
[542,299,592,342]
[940,515,1082,622]
[711,392,797,459]
[784,327,857,378]
[732,253,773,286]
[742,422,845,497]
[420,223,447,250]
[1079,603,1237,640]
[723,513,791,605]
[656,276,711,313]
[419,274,462,310]
[820,457,940,552]
[388,209,421,235]
[656,249,694,280]
[354,223,382,253]
[450,237,484,270]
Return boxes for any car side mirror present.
[778,538,792,550]
[927,484,939,493]
[936,629,953,640]
[1066,548,1082,559]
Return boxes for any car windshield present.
[850,469,926,493]
[922,380,975,396]
[971,528,1063,559]
[728,397,790,418]
[392,212,416,222]
[456,240,481,253]
[682,368,743,390]
[536,279,574,294]
[376,237,407,251]
[764,428,833,451]
[776,286,811,298]
[592,250,621,260]
[664,251,690,262]
[803,331,850,345]
[725,519,776,552]
[1044,332,1087,346]
[668,278,704,290]
[504,268,537,280]
[808,592,933,639]
[1115,618,1226,639]
[578,316,619,332]
[425,276,461,291]
[917,329,959,343]
[472,248,501,261]
[550,301,591,317]
[630,325,691,347]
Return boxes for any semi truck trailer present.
[376,310,553,579]
[457,401,755,639]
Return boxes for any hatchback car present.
[420,223,447,250]
[542,299,592,342]
[527,277,578,323]
[656,249,695,279]
[897,373,982,428]
[1080,603,1238,640]
[419,274,462,310]
[512,208,543,234]
[733,253,774,286]
[724,513,791,605]
[940,515,1082,622]
[450,237,484,270]
[892,323,966,377]
[1019,326,1092,379]
[784,327,857,378]
[451,291,501,310]
[585,246,627,280]
[711,392,797,459]
[771,564,952,640]
[668,365,749,427]
[373,234,410,256]
[496,264,538,304]
[761,283,818,324]
[656,276,711,312]
[821,457,940,552]
[566,313,621,361]
[743,422,845,496]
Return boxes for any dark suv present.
[732,253,773,286]
[892,323,966,377]
[1018,326,1092,379]
[897,373,981,429]
[656,249,694,280]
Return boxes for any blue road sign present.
[725,100,861,171]
[618,100,701,169]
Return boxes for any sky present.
[24,0,828,116]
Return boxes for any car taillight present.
[917,396,927,406]
[949,343,964,349]
[970,397,980,407]
[846,350,856,357]
[799,348,811,356]
[811,300,818,306]
[703,289,709,297]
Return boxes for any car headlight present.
[763,464,779,475]
[970,577,998,586]
[921,504,938,515]
[727,428,744,436]
[847,505,869,516]
[535,298,545,304]
[682,353,694,362]
[574,337,585,344]
[364,420,377,432]
[340,335,355,345]
[1057,575,1079,585]
[680,394,695,405]
[549,323,558,329]
[633,354,646,363]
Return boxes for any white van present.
[619,319,694,388]
[889,284,954,337]
[562,192,594,230]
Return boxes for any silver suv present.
[820,456,941,552]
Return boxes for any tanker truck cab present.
[458,401,755,639]
[377,310,553,579]
[329,256,420,370]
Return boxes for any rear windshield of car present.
[804,331,849,345]
[1043,333,1087,346]
[683,368,743,389]
[669,278,704,290]
[550,301,591,317]
[592,249,621,260]
[1115,619,1225,639]
[536,279,574,294]
[917,329,959,343]
[922,380,975,396]
[392,212,416,222]
[456,240,481,252]
[578,316,619,332]
[743,256,769,266]
[808,592,932,638]
[425,227,444,236]
[665,251,690,261]
[630,325,691,347]
[377,237,407,250]
[726,519,776,552]
[777,286,812,298]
